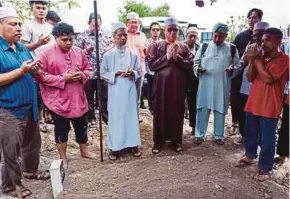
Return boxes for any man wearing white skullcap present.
[0,6,42,198]
[234,21,269,146]
[126,12,148,117]
[184,26,200,135]
[147,17,193,154]
[193,22,241,146]
[100,22,142,160]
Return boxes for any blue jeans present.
[244,112,278,172]
[195,108,225,139]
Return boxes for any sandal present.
[193,137,203,145]
[152,145,161,154]
[235,157,255,168]
[254,170,271,182]
[23,170,50,180]
[169,143,183,153]
[131,147,142,157]
[15,185,32,198]
[108,151,119,161]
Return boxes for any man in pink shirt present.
[36,22,92,168]
[126,12,148,114]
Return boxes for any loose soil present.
[0,108,289,199]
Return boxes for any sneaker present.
[234,136,245,146]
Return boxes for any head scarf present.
[212,23,229,34]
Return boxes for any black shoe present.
[194,137,203,145]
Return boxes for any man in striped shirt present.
[0,7,48,198]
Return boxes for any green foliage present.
[118,0,170,23]
[227,15,248,42]
[3,0,80,21]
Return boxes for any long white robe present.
[193,41,241,114]
[101,47,141,151]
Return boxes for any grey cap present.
[164,17,178,26]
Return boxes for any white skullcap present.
[0,7,18,19]
[126,12,139,21]
[112,22,127,33]
[253,22,269,31]
[187,27,198,35]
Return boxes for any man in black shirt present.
[230,8,263,140]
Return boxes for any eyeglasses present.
[167,28,178,33]
[152,28,160,32]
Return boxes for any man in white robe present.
[101,22,142,160]
[193,23,241,145]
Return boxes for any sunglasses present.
[152,28,160,32]
[167,28,178,33]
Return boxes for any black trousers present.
[100,79,108,124]
[185,90,198,129]
[185,73,198,131]
[277,104,289,157]
[85,79,98,121]
[230,73,243,123]
[238,93,248,137]
[146,74,154,111]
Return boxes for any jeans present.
[245,112,278,171]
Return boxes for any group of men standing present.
[0,1,289,197]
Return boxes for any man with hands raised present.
[36,22,93,169]
[147,17,193,154]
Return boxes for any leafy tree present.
[227,15,248,42]
[2,0,80,21]
[118,0,170,23]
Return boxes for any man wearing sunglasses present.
[146,22,163,113]
[147,17,193,154]
[184,27,200,136]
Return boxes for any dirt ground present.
[0,107,289,199]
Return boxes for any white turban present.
[0,7,18,19]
